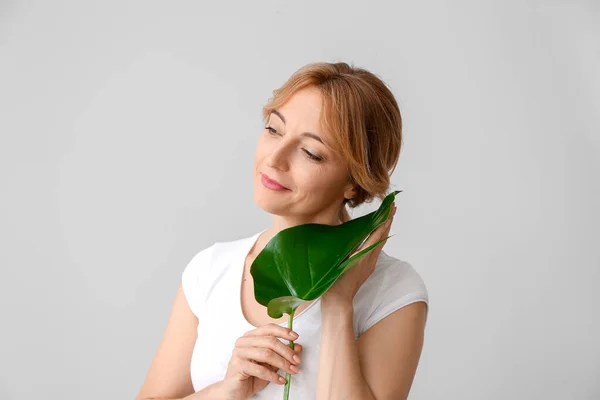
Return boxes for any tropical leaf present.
[250,190,401,319]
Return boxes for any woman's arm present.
[137,380,227,400]
[316,298,427,400]
[137,380,226,400]
[316,298,377,400]
[136,284,229,400]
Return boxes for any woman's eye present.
[303,150,322,162]
[265,126,322,162]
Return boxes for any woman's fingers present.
[360,202,396,252]
[224,324,304,393]
[233,345,299,376]
[235,323,303,376]
[232,356,287,385]
[387,202,397,224]
[382,202,396,232]
[386,203,397,230]
[256,343,302,372]
[243,323,299,342]
[349,201,397,260]
[379,203,396,246]
[236,334,301,366]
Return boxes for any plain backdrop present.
[1,1,599,399]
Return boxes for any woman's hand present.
[220,323,303,400]
[323,202,397,306]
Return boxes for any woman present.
[137,62,429,400]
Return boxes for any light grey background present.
[1,1,599,399]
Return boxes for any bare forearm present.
[316,297,376,400]
[138,380,229,400]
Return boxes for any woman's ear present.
[343,185,356,202]
[343,173,357,201]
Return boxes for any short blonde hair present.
[262,62,403,223]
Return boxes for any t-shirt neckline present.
[237,228,321,329]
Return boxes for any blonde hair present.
[262,62,403,223]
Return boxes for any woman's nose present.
[266,142,291,169]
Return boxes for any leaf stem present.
[283,307,296,400]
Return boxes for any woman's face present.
[253,86,355,225]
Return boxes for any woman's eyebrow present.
[271,109,325,145]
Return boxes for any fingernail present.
[293,354,301,363]
[279,376,287,384]
[290,331,299,339]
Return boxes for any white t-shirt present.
[181,228,429,399]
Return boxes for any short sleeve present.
[358,258,429,336]
[181,244,214,318]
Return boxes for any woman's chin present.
[254,195,287,211]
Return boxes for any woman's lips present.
[261,173,290,191]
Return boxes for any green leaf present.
[250,190,401,319]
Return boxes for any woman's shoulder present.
[372,251,428,297]
[180,231,260,316]
[182,241,216,276]
[183,229,264,277]
[353,251,429,336]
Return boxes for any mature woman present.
[137,62,429,400]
